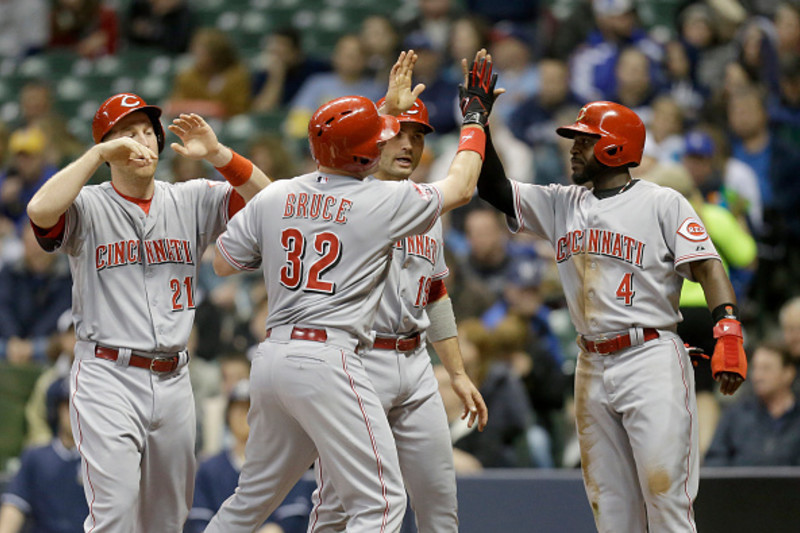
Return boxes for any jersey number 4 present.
[280,228,342,294]
[615,272,635,306]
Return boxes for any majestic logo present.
[412,182,433,201]
[677,218,709,242]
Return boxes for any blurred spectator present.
[401,31,458,134]
[779,297,800,371]
[48,0,119,58]
[246,135,296,181]
[639,95,686,171]
[24,308,75,447]
[734,16,781,95]
[662,39,707,120]
[359,14,400,82]
[251,28,330,113]
[14,81,84,167]
[454,206,515,301]
[768,56,800,145]
[433,364,483,473]
[167,28,251,119]
[124,0,195,54]
[486,22,539,125]
[508,58,581,184]
[676,3,737,94]
[0,378,86,533]
[680,128,763,234]
[545,0,594,61]
[465,0,538,25]
[0,128,58,232]
[186,379,314,533]
[727,85,800,317]
[451,318,534,468]
[169,154,211,184]
[482,254,568,462]
[444,14,490,85]
[774,1,800,63]
[0,0,48,59]
[704,341,800,466]
[0,223,71,365]
[700,59,758,131]
[440,247,496,321]
[569,0,663,103]
[284,34,383,139]
[607,46,660,124]
[398,0,458,55]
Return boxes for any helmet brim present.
[556,123,602,139]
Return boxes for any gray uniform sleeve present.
[216,193,263,271]
[507,180,564,242]
[660,191,720,281]
[181,179,236,250]
[389,182,443,242]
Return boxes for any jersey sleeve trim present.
[216,236,259,271]
[30,213,68,252]
[428,278,448,302]
[431,266,450,281]
[509,179,525,234]
[675,252,721,265]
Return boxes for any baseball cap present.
[489,21,534,48]
[9,127,46,155]
[684,131,714,158]
[506,255,545,289]
[593,0,635,17]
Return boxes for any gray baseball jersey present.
[310,218,460,532]
[50,178,235,532]
[509,178,718,532]
[205,171,443,533]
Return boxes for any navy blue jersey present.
[1,440,86,533]
[184,450,314,533]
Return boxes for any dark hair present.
[754,340,794,368]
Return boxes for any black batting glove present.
[459,56,498,127]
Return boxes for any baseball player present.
[25,93,270,532]
[475,101,747,532]
[308,97,489,533]
[0,378,86,533]
[203,49,497,533]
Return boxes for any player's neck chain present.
[594,178,639,199]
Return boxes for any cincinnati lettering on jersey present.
[396,234,437,265]
[556,228,645,268]
[283,192,352,224]
[95,239,194,270]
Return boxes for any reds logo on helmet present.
[677,218,709,242]
[92,93,165,153]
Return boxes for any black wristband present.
[463,111,488,127]
[711,303,739,323]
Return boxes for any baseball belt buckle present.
[396,334,418,352]
[592,335,612,355]
[150,355,177,373]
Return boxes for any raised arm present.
[436,49,501,214]
[168,113,270,201]
[27,138,157,228]
[379,50,426,117]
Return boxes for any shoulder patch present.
[411,182,433,201]
[677,217,709,242]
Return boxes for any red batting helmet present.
[92,93,165,153]
[556,101,645,167]
[308,95,400,174]
[375,97,434,134]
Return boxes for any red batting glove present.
[711,318,747,380]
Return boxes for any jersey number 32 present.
[279,228,342,294]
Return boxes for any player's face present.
[376,122,426,180]
[569,133,601,185]
[106,111,159,174]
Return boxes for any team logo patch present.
[677,218,709,242]
[412,182,433,200]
